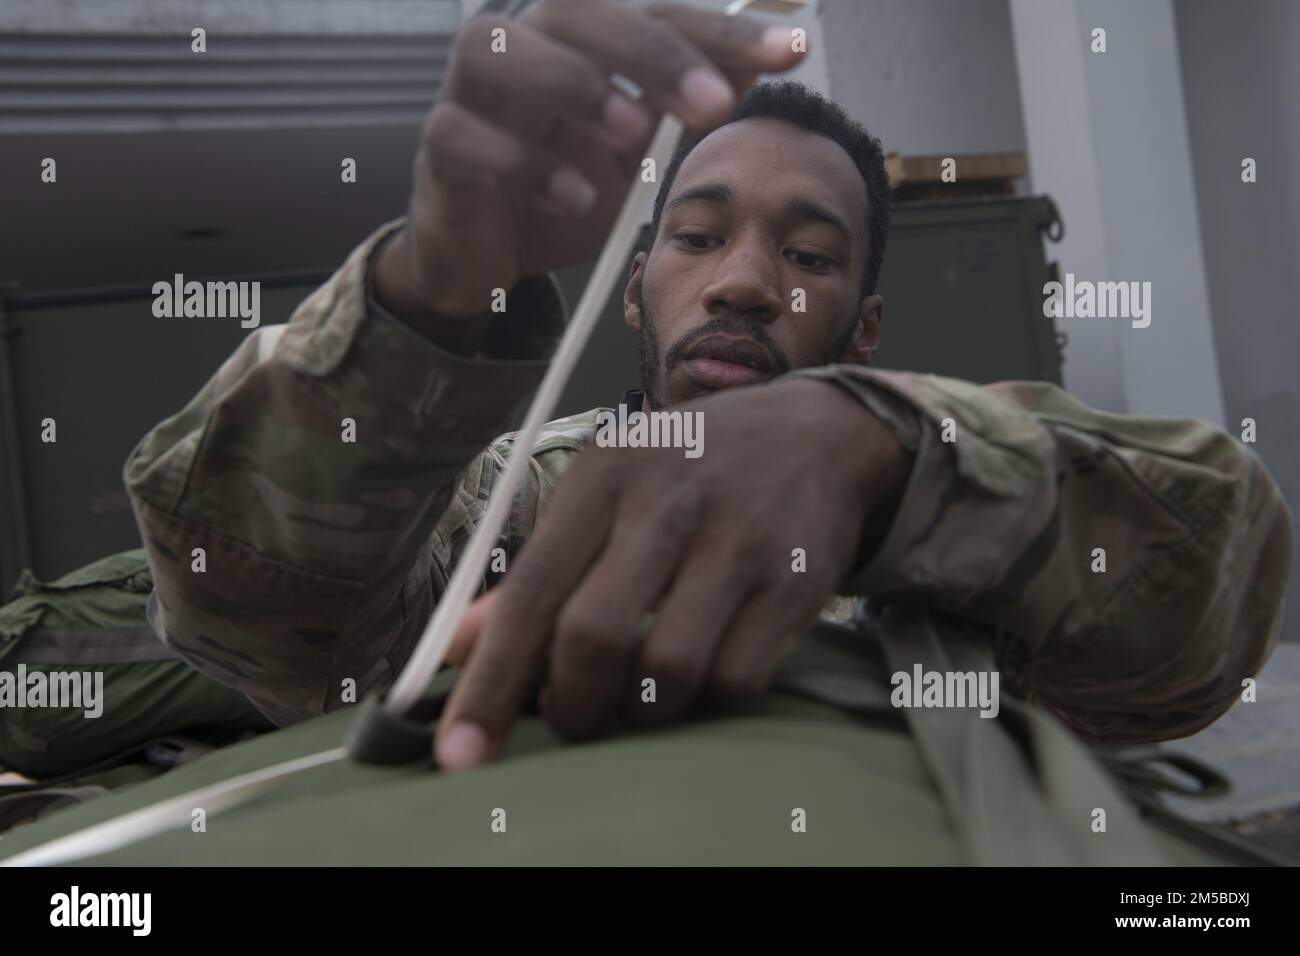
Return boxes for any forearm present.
[123,220,563,722]
[791,364,1294,743]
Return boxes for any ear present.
[841,293,883,365]
[623,252,647,333]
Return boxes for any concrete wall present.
[1177,0,1300,643]
[821,0,1026,155]
[1010,0,1226,425]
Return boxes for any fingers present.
[435,455,618,771]
[424,0,807,226]
[706,590,811,702]
[422,101,595,215]
[444,588,502,668]
[542,115,648,193]
[520,0,802,128]
[545,479,702,738]
[619,551,753,726]
[642,2,804,94]
[447,16,652,148]
[437,509,811,762]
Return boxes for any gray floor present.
[1157,642,1300,861]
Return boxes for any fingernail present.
[547,166,597,215]
[678,67,733,120]
[603,91,649,143]
[761,25,796,59]
[438,722,488,771]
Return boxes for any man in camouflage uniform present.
[123,0,1291,774]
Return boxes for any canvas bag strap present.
[872,604,1168,865]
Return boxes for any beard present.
[634,275,861,411]
[636,276,668,411]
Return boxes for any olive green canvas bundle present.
[0,593,1270,866]
[0,549,270,782]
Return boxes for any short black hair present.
[649,80,891,298]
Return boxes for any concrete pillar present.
[1008,0,1226,425]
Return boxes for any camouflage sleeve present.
[790,365,1294,744]
[123,219,563,726]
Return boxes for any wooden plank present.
[885,151,1028,187]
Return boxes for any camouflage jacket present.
[123,220,1293,743]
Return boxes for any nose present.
[699,236,784,323]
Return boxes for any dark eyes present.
[787,250,832,270]
[672,234,834,271]
[675,233,718,251]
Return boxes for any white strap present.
[2,115,685,868]
[384,112,686,715]
[1,748,345,867]
[6,2,805,865]
[255,322,287,363]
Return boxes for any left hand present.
[436,377,911,770]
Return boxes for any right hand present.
[377,0,805,319]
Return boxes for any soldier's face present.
[626,116,881,410]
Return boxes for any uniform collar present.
[618,388,646,412]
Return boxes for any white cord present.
[383,112,686,715]
[1,748,346,867]
[1,0,813,863]
[0,118,683,868]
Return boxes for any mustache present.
[664,316,792,377]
